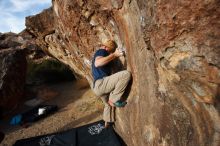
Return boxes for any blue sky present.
[0,0,52,33]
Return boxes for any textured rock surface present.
[0,32,33,112]
[26,0,220,146]
[0,48,26,110]
[0,32,23,49]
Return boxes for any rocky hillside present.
[25,0,220,146]
[0,31,46,114]
[0,33,27,112]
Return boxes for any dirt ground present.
[1,79,103,146]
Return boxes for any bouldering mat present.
[13,120,122,146]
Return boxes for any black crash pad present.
[22,105,58,123]
[13,120,122,146]
[14,129,76,146]
[10,105,58,125]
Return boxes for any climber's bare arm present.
[95,49,122,67]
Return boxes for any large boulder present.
[0,48,27,111]
[0,32,23,49]
[0,32,36,114]
[25,0,220,146]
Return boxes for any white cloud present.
[0,0,51,33]
[9,0,51,12]
[0,13,25,33]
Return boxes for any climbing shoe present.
[108,100,127,107]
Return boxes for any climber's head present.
[103,40,117,53]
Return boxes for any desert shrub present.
[27,59,75,84]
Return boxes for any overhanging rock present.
[25,0,220,146]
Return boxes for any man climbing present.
[92,40,131,128]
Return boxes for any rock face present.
[26,0,220,146]
[0,32,23,49]
[0,33,27,111]
[0,32,41,112]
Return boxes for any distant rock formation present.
[0,32,23,49]
[0,33,27,111]
[0,32,42,113]
[25,0,220,146]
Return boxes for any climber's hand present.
[113,48,123,57]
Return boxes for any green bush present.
[27,59,75,84]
